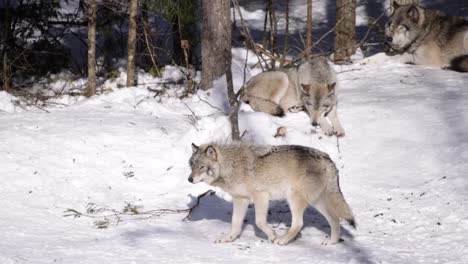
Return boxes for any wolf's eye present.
[322,104,330,108]
[399,25,408,31]
[199,165,206,170]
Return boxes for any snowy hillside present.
[1,48,468,263]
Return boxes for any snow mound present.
[0,91,21,113]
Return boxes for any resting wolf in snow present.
[240,57,345,137]
[384,1,468,72]
[188,142,355,245]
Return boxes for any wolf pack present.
[187,2,468,246]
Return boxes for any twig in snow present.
[196,94,226,114]
[337,68,363,74]
[336,137,341,155]
[183,102,200,130]
[63,190,216,228]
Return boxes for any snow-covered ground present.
[1,49,468,263]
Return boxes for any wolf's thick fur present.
[188,142,355,245]
[240,57,345,137]
[385,1,468,71]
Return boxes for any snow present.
[1,53,468,263]
[2,1,468,262]
[0,91,21,113]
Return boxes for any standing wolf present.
[188,142,355,245]
[240,57,345,137]
[385,1,468,72]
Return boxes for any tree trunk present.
[262,3,269,50]
[334,0,356,64]
[280,0,289,66]
[305,0,312,60]
[268,0,277,68]
[225,48,239,140]
[2,53,10,92]
[127,0,138,87]
[86,0,97,97]
[141,0,159,74]
[200,0,231,90]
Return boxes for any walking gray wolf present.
[239,57,345,137]
[188,142,355,245]
[385,1,468,72]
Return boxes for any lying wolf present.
[385,1,468,72]
[188,142,355,245]
[240,57,345,137]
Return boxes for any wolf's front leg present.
[215,197,249,243]
[328,108,345,137]
[253,192,276,242]
[360,52,415,65]
[318,116,334,136]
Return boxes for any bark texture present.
[126,0,138,87]
[305,0,312,59]
[86,0,97,96]
[200,0,231,90]
[334,0,356,64]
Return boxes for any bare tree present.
[280,0,290,66]
[225,48,240,140]
[305,0,312,60]
[86,0,97,97]
[334,0,356,63]
[127,0,138,87]
[1,1,11,92]
[200,0,231,90]
[268,0,277,68]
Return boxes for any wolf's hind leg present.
[247,97,285,117]
[253,192,276,242]
[313,197,341,245]
[274,192,308,245]
[215,197,249,243]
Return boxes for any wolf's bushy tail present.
[325,168,356,228]
[326,191,356,228]
[241,95,284,117]
[450,55,468,72]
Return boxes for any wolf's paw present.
[441,65,451,71]
[215,234,237,243]
[333,127,345,138]
[273,236,292,245]
[265,234,277,243]
[320,124,334,137]
[359,53,391,65]
[288,105,304,113]
[321,237,341,246]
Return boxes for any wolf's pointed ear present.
[205,145,217,161]
[328,82,336,94]
[191,143,199,154]
[407,5,419,23]
[392,1,400,10]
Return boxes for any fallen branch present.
[196,94,226,114]
[63,190,216,228]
